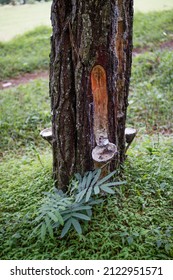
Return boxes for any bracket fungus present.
[40,128,53,145]
[125,127,137,152]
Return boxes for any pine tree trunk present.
[50,0,134,190]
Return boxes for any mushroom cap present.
[92,142,117,162]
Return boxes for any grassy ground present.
[0,2,51,41]
[0,137,173,259]
[0,8,173,260]
[0,78,50,154]
[0,26,51,80]
[1,1,172,42]
[0,9,173,81]
[128,50,173,131]
[0,1,172,41]
[133,10,173,48]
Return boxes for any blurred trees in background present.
[0,0,50,5]
[0,0,11,4]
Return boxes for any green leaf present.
[30,223,42,239]
[34,212,46,222]
[62,213,72,221]
[72,212,91,221]
[92,168,101,176]
[165,243,171,252]
[71,205,92,212]
[85,187,93,202]
[81,174,87,190]
[90,169,101,188]
[40,206,52,212]
[100,185,115,194]
[100,181,126,188]
[88,199,104,205]
[86,171,94,189]
[127,236,134,245]
[156,240,162,248]
[112,181,127,186]
[40,222,46,242]
[71,218,82,235]
[75,188,87,203]
[54,211,64,225]
[75,173,82,182]
[45,216,54,239]
[86,209,92,217]
[61,219,72,238]
[97,170,117,186]
[47,211,59,223]
[94,185,100,195]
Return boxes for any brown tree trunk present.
[50,0,134,190]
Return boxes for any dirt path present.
[0,40,173,90]
[0,70,49,90]
[133,40,173,55]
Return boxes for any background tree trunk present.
[50,0,133,190]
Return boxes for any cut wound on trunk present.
[91,65,108,146]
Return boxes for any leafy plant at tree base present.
[74,169,126,202]
[32,169,126,240]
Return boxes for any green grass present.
[128,50,173,131]
[0,8,173,260]
[0,135,173,260]
[133,9,173,48]
[0,78,51,155]
[0,1,172,42]
[0,26,51,80]
[0,2,51,41]
[0,10,172,80]
[0,49,173,260]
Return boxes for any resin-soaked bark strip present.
[91,65,108,146]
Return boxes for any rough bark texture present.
[50,0,133,189]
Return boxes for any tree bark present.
[50,0,134,190]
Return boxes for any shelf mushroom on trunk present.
[40,128,53,145]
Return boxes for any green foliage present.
[134,9,173,48]
[0,79,50,155]
[0,136,173,260]
[0,0,10,4]
[127,50,173,131]
[32,169,125,240]
[0,26,51,80]
[0,2,51,41]
[0,66,172,259]
[0,7,173,260]
[74,169,124,202]
[0,10,172,80]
